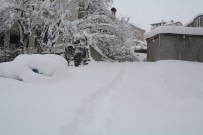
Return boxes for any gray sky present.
[113,0,203,31]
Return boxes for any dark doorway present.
[10,34,21,48]
[0,35,4,48]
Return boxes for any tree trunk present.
[4,30,10,49]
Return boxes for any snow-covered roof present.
[185,13,203,26]
[151,20,182,27]
[144,26,203,39]
[151,22,166,26]
[130,23,145,32]
[192,13,203,19]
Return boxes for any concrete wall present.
[134,27,145,41]
[55,0,79,45]
[147,35,159,61]
[130,24,145,41]
[90,46,103,61]
[60,0,82,20]
[147,34,203,62]
[67,0,79,22]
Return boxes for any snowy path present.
[1,61,203,135]
[62,65,127,135]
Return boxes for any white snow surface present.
[0,54,68,83]
[1,59,203,135]
[145,26,203,39]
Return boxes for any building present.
[145,26,203,62]
[185,14,203,27]
[151,20,182,31]
[151,21,167,31]
[166,21,182,27]
[66,0,80,21]
[130,24,146,42]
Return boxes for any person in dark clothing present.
[74,49,82,67]
[65,46,74,66]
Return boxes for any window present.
[194,18,199,27]
[200,17,203,27]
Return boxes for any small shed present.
[145,26,203,62]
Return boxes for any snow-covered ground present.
[0,58,203,135]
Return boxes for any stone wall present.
[147,34,203,62]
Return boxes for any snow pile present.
[0,54,68,82]
[145,26,203,39]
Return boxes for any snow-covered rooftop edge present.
[144,26,203,39]
[185,13,203,26]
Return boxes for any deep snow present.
[0,59,203,135]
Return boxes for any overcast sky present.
[113,0,203,31]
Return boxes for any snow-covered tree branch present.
[71,0,139,61]
[0,0,72,52]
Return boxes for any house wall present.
[147,35,159,61]
[55,0,79,45]
[67,0,79,22]
[134,27,145,41]
[147,34,203,62]
[130,24,145,41]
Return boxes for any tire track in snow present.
[62,65,127,135]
